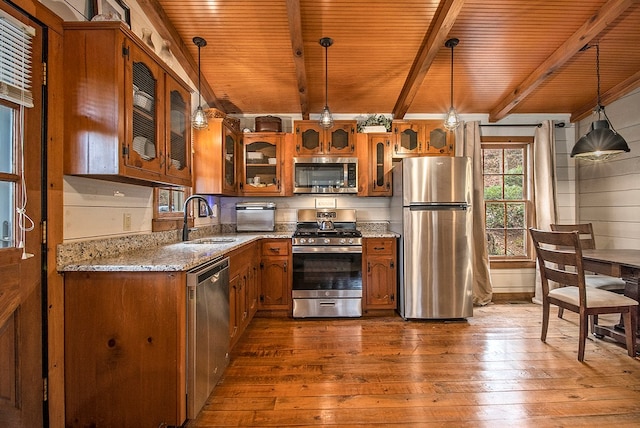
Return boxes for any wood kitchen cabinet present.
[294,120,356,156]
[64,271,187,427]
[228,242,259,349]
[392,120,454,157]
[259,239,292,311]
[63,22,192,187]
[363,238,397,311]
[240,133,293,196]
[193,109,241,195]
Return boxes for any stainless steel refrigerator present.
[390,156,474,319]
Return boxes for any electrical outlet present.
[123,213,132,231]
[212,204,218,217]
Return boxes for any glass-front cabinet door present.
[165,78,191,183]
[424,121,454,155]
[392,121,424,156]
[223,124,237,193]
[369,133,392,196]
[295,122,321,155]
[326,122,355,155]
[241,134,281,195]
[126,44,163,174]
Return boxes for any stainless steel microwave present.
[293,157,358,194]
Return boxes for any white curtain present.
[532,120,558,304]
[459,121,493,305]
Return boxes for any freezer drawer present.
[399,207,473,319]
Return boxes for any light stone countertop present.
[59,233,291,272]
[57,226,399,273]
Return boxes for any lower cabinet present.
[259,239,292,311]
[228,241,259,349]
[64,271,187,427]
[363,238,398,311]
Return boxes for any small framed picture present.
[198,200,209,218]
[93,0,131,28]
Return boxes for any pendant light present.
[191,36,208,130]
[318,37,334,129]
[443,38,461,131]
[571,44,630,160]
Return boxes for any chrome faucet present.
[182,195,213,241]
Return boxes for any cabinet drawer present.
[262,240,290,256]
[365,239,395,255]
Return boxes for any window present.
[1,10,35,250]
[482,137,534,264]
[0,102,18,248]
[152,187,190,232]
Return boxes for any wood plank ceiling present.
[141,0,640,123]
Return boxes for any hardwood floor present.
[188,303,640,427]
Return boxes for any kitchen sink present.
[186,237,237,244]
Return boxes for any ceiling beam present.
[285,0,309,120]
[136,0,225,112]
[392,0,466,119]
[489,0,635,122]
[571,69,640,122]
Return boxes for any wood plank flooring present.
[187,303,640,427]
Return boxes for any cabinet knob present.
[283,261,287,272]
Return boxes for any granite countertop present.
[57,225,399,273]
[59,233,292,272]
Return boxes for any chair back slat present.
[550,223,596,250]
[529,228,587,303]
[544,266,578,287]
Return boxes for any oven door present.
[292,246,363,318]
[292,246,362,296]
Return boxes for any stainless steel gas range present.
[292,209,363,318]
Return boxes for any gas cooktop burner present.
[293,228,362,238]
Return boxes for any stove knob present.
[308,238,315,244]
[348,238,354,244]
[299,238,306,244]
[339,238,346,244]
[323,238,330,244]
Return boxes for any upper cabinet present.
[239,133,293,196]
[193,109,240,195]
[63,22,192,187]
[294,120,356,156]
[391,120,455,157]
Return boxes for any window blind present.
[0,10,35,108]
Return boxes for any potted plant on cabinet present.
[357,114,392,133]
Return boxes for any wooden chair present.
[550,223,626,323]
[529,228,637,362]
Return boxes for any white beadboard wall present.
[576,87,640,249]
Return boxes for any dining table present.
[582,249,640,349]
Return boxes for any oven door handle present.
[292,246,362,254]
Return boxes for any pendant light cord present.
[450,44,454,108]
[596,43,601,111]
[197,43,202,108]
[324,42,329,107]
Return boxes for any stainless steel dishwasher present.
[186,256,230,419]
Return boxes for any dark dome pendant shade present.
[571,119,630,160]
[570,44,630,161]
